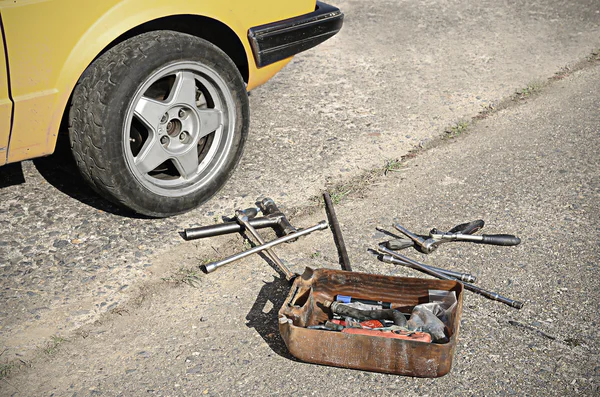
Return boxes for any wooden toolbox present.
[278,267,463,377]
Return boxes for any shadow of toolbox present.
[278,268,464,377]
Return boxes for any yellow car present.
[0,0,343,216]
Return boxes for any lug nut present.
[179,132,188,142]
[178,109,187,118]
[161,113,169,124]
[160,136,169,145]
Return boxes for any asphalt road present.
[0,0,599,395]
[2,54,598,397]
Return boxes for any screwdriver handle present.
[447,233,521,246]
[479,234,521,246]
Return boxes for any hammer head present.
[257,198,297,237]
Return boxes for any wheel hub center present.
[159,105,200,154]
[166,119,182,137]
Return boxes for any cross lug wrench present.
[183,198,296,240]
[235,209,296,281]
[201,221,328,274]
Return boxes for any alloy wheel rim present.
[123,61,236,197]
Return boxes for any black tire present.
[69,31,249,217]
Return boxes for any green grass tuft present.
[43,335,66,355]
[162,266,205,287]
[444,121,470,138]
[382,158,405,175]
[514,82,543,100]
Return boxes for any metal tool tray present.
[278,268,463,377]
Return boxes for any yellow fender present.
[1,0,309,162]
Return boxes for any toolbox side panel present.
[280,322,456,377]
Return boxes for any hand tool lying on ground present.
[368,247,477,283]
[386,220,521,254]
[183,198,296,240]
[323,192,352,271]
[184,198,327,279]
[234,208,296,281]
[201,221,328,276]
[377,244,524,309]
[384,219,484,250]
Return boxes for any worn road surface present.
[2,55,598,397]
[1,0,600,396]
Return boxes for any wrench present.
[393,220,520,254]
[235,209,296,281]
[201,221,328,274]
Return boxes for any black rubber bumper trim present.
[248,1,344,68]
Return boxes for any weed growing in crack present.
[330,188,352,205]
[0,363,14,379]
[552,66,571,81]
[43,335,66,356]
[162,266,204,287]
[383,158,405,175]
[473,103,497,120]
[444,121,470,139]
[0,356,30,380]
[311,187,353,206]
[514,82,543,100]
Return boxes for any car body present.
[0,0,343,216]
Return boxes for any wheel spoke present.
[198,108,223,138]
[134,96,169,131]
[172,146,200,179]
[134,137,169,175]
[169,71,198,106]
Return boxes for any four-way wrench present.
[191,197,328,279]
[235,209,296,281]
[183,198,296,240]
[201,221,328,275]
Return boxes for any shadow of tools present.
[245,274,298,360]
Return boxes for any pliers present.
[386,220,521,254]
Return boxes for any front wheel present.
[69,31,249,217]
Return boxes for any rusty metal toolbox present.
[278,267,464,377]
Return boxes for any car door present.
[0,14,12,166]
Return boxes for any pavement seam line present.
[2,48,599,382]
[299,47,600,214]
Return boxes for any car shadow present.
[0,162,26,188]
[31,135,145,218]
